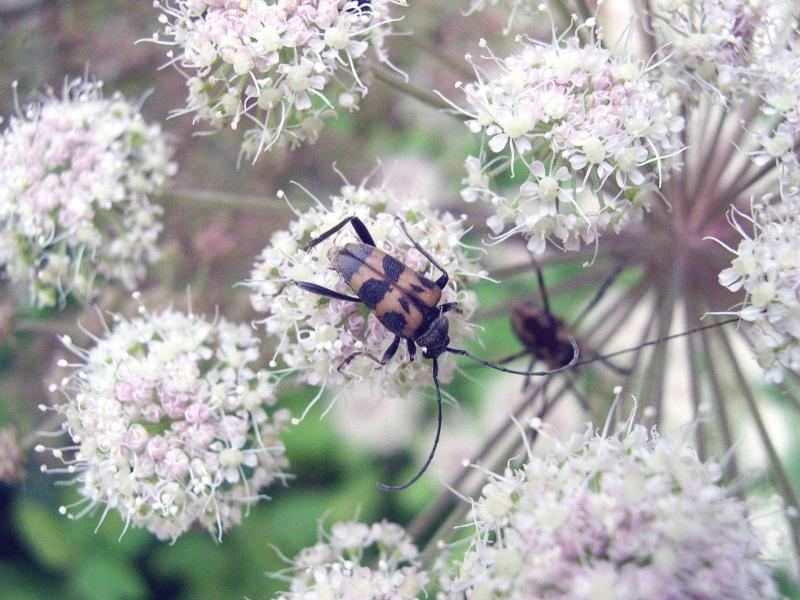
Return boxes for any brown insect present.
[293,216,579,492]
[496,260,630,390]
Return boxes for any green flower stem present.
[369,65,463,117]
[416,40,474,81]
[162,189,297,212]
[698,308,739,484]
[716,325,800,564]
[684,301,708,460]
[14,318,75,337]
[640,255,683,427]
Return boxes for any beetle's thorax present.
[417,314,450,359]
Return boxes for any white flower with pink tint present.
[717,195,800,383]
[0,78,175,307]
[459,34,684,253]
[47,304,289,541]
[275,520,428,599]
[154,0,406,161]
[747,38,800,191]
[247,177,484,408]
[651,0,795,100]
[440,418,781,599]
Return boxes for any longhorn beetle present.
[293,216,579,492]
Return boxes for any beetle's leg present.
[380,335,402,364]
[407,339,417,363]
[440,302,459,314]
[337,351,381,373]
[294,280,362,302]
[395,217,450,289]
[337,337,400,373]
[303,216,376,251]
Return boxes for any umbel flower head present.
[440,416,781,599]
[248,177,484,405]
[459,32,684,253]
[275,520,428,599]
[46,301,290,541]
[650,0,791,100]
[0,78,175,308]
[153,0,406,161]
[748,37,800,190]
[717,195,800,383]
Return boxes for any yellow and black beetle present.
[294,216,579,492]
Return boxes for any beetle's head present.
[418,314,450,359]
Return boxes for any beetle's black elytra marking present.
[346,243,374,261]
[381,311,407,333]
[383,254,406,283]
[332,252,361,284]
[420,276,436,289]
[411,284,425,294]
[360,278,392,309]
[332,243,375,284]
[398,296,411,314]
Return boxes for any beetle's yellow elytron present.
[294,216,579,492]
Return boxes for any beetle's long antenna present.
[376,358,443,493]
[447,338,580,376]
[570,317,739,369]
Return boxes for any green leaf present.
[13,499,75,571]
[0,563,60,600]
[93,512,152,558]
[67,555,148,600]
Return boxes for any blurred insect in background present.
[496,257,738,412]
[294,216,579,492]
[500,259,631,391]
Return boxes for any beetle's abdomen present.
[511,304,577,368]
[330,243,441,338]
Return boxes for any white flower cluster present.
[440,420,781,599]
[651,0,788,99]
[49,305,290,541]
[248,179,483,400]
[154,0,405,161]
[749,38,800,191]
[460,36,684,253]
[0,78,175,307]
[718,197,800,383]
[276,520,428,599]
